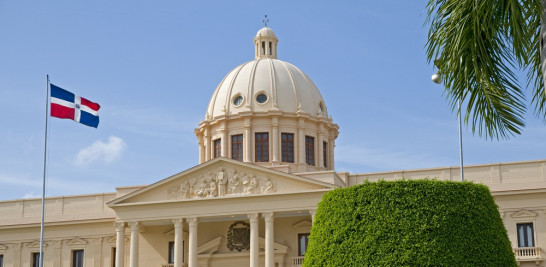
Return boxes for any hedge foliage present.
[304,179,516,267]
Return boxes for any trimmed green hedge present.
[304,179,516,267]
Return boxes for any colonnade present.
[113,210,317,267]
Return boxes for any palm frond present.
[426,0,543,139]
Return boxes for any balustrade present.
[292,256,304,267]
[514,247,541,258]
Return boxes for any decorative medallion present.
[227,221,250,252]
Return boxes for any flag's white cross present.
[50,96,99,122]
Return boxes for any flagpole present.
[39,75,50,267]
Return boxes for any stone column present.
[263,212,275,267]
[272,117,279,163]
[129,222,140,267]
[298,118,306,167]
[221,122,228,157]
[198,135,205,164]
[172,219,184,267]
[244,118,252,162]
[204,128,211,161]
[188,217,199,267]
[317,124,324,168]
[328,134,335,170]
[115,222,126,267]
[248,213,259,267]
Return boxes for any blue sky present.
[1,1,544,201]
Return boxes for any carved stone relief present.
[168,167,277,200]
[227,221,250,252]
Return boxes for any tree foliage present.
[426,0,546,139]
[304,180,516,267]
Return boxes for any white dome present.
[256,27,276,38]
[205,58,328,119]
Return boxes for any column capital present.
[188,217,199,227]
[129,222,140,231]
[172,218,184,227]
[247,213,259,222]
[262,212,274,222]
[114,222,126,231]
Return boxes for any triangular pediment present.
[510,209,538,218]
[292,219,313,228]
[65,237,88,246]
[26,240,46,248]
[108,158,335,206]
[0,244,7,250]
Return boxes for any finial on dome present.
[263,15,269,27]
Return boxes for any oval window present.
[256,93,268,103]
[233,95,243,106]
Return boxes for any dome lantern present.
[254,27,278,59]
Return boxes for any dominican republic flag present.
[50,84,101,128]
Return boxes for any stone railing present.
[161,264,174,267]
[293,256,304,266]
[514,247,542,259]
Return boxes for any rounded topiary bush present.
[304,179,516,267]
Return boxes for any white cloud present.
[74,136,127,166]
[22,192,41,199]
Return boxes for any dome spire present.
[263,15,269,27]
[254,16,278,59]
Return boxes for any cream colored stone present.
[0,26,545,267]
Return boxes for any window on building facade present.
[305,136,315,166]
[231,135,243,161]
[0,254,4,267]
[255,132,269,162]
[517,223,535,247]
[168,241,184,264]
[214,139,221,159]
[298,233,310,256]
[281,133,294,163]
[32,253,40,267]
[72,250,84,267]
[323,141,328,168]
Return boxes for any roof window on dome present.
[233,95,244,107]
[256,93,268,104]
[319,102,324,112]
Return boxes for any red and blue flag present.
[50,84,100,128]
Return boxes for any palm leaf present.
[426,0,545,139]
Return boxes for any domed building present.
[196,27,338,173]
[0,26,545,267]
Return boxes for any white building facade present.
[0,27,545,267]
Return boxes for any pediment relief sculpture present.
[168,167,277,200]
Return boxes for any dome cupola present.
[254,27,278,59]
[196,25,339,173]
